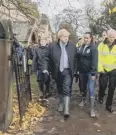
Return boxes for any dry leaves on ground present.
[5,93,46,135]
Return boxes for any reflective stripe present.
[100,62,116,69]
[98,51,109,55]
[98,51,103,54]
[98,51,116,56]
[98,51,103,53]
[103,53,109,55]
[103,64,116,69]
[110,52,116,56]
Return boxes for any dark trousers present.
[106,74,116,106]
[56,69,72,97]
[99,73,108,99]
[37,70,50,97]
[79,73,96,97]
[79,73,88,97]
[99,72,116,106]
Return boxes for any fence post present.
[0,19,13,131]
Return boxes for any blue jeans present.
[88,73,96,97]
[79,73,96,97]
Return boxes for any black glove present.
[74,72,79,83]
[43,73,49,83]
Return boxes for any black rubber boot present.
[106,106,114,113]
[58,94,64,112]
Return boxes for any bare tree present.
[54,7,85,33]
[84,0,108,34]
[0,0,42,20]
[101,0,116,29]
[67,0,79,8]
[84,0,116,34]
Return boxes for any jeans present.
[88,73,96,97]
[79,73,88,97]
[79,72,96,97]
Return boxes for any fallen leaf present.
[7,92,46,134]
[93,123,101,128]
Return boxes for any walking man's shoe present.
[106,106,114,113]
[99,97,104,104]
[79,97,87,107]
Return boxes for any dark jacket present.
[43,41,77,79]
[27,46,33,60]
[77,44,98,75]
[32,46,48,72]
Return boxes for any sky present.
[39,0,102,18]
[37,0,103,35]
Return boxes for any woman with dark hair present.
[98,29,116,113]
[77,32,98,117]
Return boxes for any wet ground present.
[34,83,116,135]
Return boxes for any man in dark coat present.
[43,29,77,119]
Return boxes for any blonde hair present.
[58,29,70,38]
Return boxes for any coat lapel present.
[55,42,61,65]
[66,43,71,62]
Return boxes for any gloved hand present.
[43,72,49,83]
[43,70,49,75]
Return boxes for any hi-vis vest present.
[76,42,79,47]
[98,42,116,72]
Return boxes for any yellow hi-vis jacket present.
[76,42,79,47]
[98,42,116,72]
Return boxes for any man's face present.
[108,34,115,44]
[102,31,107,41]
[60,34,69,44]
[84,34,91,44]
[40,39,47,46]
[47,37,52,44]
